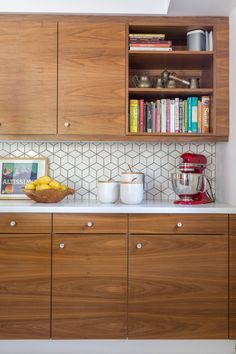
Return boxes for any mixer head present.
[179,153,207,173]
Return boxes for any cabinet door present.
[230,215,236,338]
[0,234,51,339]
[58,21,126,135]
[129,234,228,339]
[52,234,127,339]
[0,21,57,134]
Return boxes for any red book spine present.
[130,43,172,47]
[139,99,144,133]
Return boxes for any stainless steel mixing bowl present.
[171,173,204,199]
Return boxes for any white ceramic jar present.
[97,180,119,203]
[121,172,144,184]
[120,181,143,204]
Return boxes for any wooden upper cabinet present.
[0,21,57,134]
[58,21,126,135]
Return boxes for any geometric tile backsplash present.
[0,142,216,200]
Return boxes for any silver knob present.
[176,222,183,228]
[9,220,16,227]
[59,243,65,249]
[136,243,143,249]
[87,221,94,228]
[64,122,70,128]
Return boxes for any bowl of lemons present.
[22,176,75,203]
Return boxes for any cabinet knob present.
[176,221,183,228]
[59,243,65,249]
[64,122,70,128]
[86,221,94,228]
[9,220,16,227]
[136,243,143,249]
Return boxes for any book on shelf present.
[129,96,210,134]
[129,99,139,133]
[129,33,172,51]
[130,43,172,48]
[202,96,210,133]
[129,33,165,40]
[129,47,172,51]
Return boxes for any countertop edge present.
[0,200,235,213]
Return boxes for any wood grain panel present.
[0,213,51,233]
[129,214,228,235]
[0,21,57,134]
[52,234,127,339]
[0,234,51,339]
[58,21,126,135]
[53,214,127,234]
[230,215,236,338]
[128,234,228,339]
[213,22,229,136]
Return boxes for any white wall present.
[0,0,170,15]
[216,5,236,204]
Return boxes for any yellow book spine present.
[129,99,139,133]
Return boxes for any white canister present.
[121,172,144,184]
[97,180,119,203]
[120,181,143,204]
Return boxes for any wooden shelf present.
[129,88,214,97]
[129,51,214,70]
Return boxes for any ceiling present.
[0,0,234,16]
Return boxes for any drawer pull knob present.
[9,220,16,227]
[64,122,70,128]
[87,221,94,228]
[177,222,183,228]
[136,243,143,249]
[59,243,65,249]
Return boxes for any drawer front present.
[53,214,128,234]
[0,213,51,233]
[129,214,228,235]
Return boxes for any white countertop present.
[0,199,236,213]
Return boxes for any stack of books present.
[129,33,172,51]
[129,96,210,134]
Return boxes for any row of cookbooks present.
[129,96,210,134]
[129,33,172,51]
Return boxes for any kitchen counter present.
[0,200,236,214]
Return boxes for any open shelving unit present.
[127,22,229,141]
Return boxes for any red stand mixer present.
[171,153,214,205]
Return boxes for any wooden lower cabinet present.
[230,215,236,338]
[0,233,51,339]
[52,233,127,339]
[128,234,228,339]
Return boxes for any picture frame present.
[0,157,48,199]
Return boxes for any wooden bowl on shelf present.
[22,188,75,203]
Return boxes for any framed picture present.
[0,157,48,199]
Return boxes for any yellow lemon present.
[24,182,35,190]
[60,185,68,191]
[32,179,38,186]
[37,176,51,185]
[36,184,51,191]
[49,180,61,190]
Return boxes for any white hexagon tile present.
[0,142,216,200]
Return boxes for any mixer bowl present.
[171,173,204,200]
